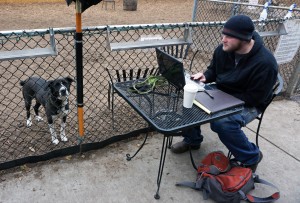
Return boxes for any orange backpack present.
[176,151,280,203]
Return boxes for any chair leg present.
[108,84,115,129]
[167,136,173,148]
[108,84,112,109]
[256,118,263,148]
[111,90,115,129]
[255,112,265,148]
[167,131,182,148]
[189,146,197,170]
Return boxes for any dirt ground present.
[0,0,194,31]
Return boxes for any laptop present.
[155,48,205,91]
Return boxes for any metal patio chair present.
[106,67,159,128]
[250,72,284,148]
[226,73,284,160]
[161,43,191,62]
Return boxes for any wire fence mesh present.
[193,0,300,22]
[1,0,300,169]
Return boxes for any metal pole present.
[286,59,300,97]
[192,0,199,22]
[231,0,240,16]
[75,0,84,152]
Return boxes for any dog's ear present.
[45,80,53,91]
[65,76,74,84]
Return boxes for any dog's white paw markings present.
[61,136,68,142]
[26,120,32,127]
[35,116,43,122]
[52,139,59,145]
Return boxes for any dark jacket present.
[204,32,278,112]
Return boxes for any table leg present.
[154,134,169,199]
[166,135,172,149]
[167,131,182,149]
[126,132,148,161]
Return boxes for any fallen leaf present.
[65,155,72,160]
[20,165,30,172]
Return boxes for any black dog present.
[20,76,74,144]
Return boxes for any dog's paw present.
[61,136,68,142]
[26,120,32,127]
[52,139,59,145]
[35,116,43,122]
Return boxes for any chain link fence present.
[1,0,300,169]
[193,0,300,22]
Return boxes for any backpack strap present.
[175,181,198,190]
[241,174,280,203]
[175,180,210,200]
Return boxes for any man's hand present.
[191,72,206,83]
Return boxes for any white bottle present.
[284,4,297,19]
[259,2,270,26]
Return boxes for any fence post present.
[231,0,240,16]
[285,60,300,97]
[75,0,85,149]
[192,0,199,22]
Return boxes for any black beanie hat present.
[222,15,255,41]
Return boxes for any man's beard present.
[223,40,244,53]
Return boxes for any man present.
[171,15,278,172]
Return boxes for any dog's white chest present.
[56,100,69,118]
[59,107,69,116]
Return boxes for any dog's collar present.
[47,96,68,107]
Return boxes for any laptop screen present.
[155,48,185,90]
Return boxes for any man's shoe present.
[244,151,263,173]
[170,141,200,154]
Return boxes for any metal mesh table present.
[114,80,243,199]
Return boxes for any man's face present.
[221,35,244,52]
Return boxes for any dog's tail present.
[20,78,30,86]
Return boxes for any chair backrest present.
[268,73,284,106]
[106,67,159,84]
[188,49,199,71]
[255,73,283,147]
[162,44,190,60]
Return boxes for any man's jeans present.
[182,107,261,165]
